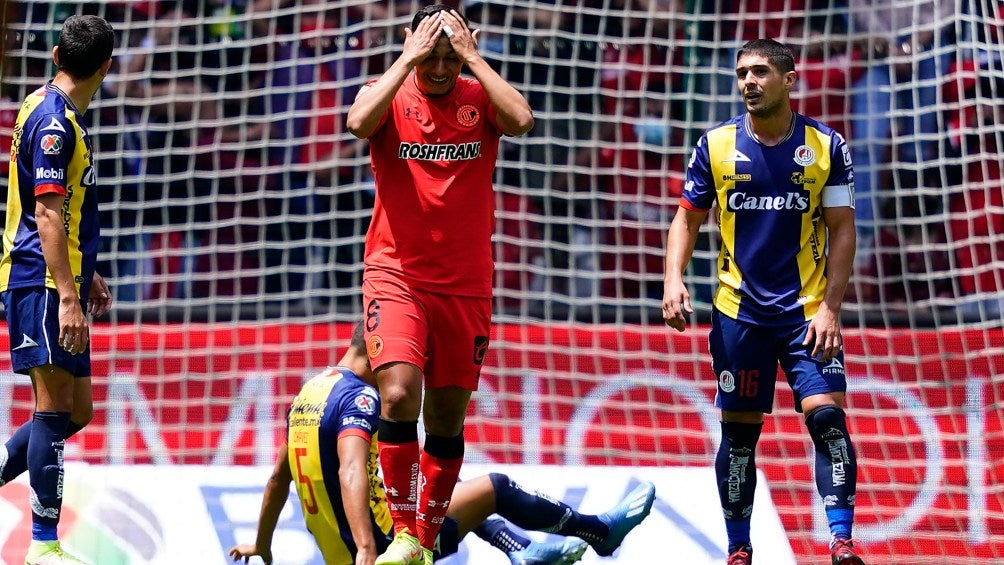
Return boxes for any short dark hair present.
[411,4,469,33]
[57,15,114,79]
[737,39,795,74]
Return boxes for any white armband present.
[822,183,854,209]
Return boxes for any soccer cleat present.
[422,547,433,565]
[375,528,424,565]
[590,481,656,557]
[24,540,89,565]
[508,538,588,565]
[726,545,753,565]
[830,538,865,565]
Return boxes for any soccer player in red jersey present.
[345,5,533,565]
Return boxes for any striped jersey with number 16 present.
[681,112,854,327]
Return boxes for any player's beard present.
[746,95,785,120]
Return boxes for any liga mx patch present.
[40,134,63,155]
[472,336,489,365]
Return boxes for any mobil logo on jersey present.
[35,167,64,180]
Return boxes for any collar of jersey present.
[743,111,796,146]
[46,81,80,114]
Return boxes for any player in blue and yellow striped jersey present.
[663,39,863,565]
[0,15,114,565]
[229,323,655,565]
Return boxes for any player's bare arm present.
[440,10,534,136]
[346,15,443,138]
[337,434,378,565]
[227,444,292,564]
[804,205,856,361]
[36,192,88,355]
[662,206,706,332]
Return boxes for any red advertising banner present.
[0,323,1000,562]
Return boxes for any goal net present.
[0,0,1002,563]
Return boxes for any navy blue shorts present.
[2,287,91,377]
[709,309,846,414]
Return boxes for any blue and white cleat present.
[508,539,589,565]
[590,481,656,557]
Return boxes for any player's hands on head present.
[662,281,692,332]
[402,11,443,65]
[228,543,272,565]
[440,10,479,59]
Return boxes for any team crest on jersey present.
[456,104,479,127]
[793,145,815,166]
[40,134,62,155]
[367,335,384,359]
[718,370,736,393]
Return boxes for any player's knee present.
[804,404,847,439]
[488,472,511,496]
[378,383,422,419]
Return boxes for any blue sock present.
[3,420,83,486]
[805,405,857,541]
[471,517,532,553]
[489,473,607,544]
[28,411,70,542]
[716,421,762,553]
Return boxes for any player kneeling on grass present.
[229,323,655,565]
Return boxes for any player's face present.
[736,53,793,118]
[415,37,463,95]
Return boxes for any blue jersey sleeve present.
[827,131,854,187]
[336,383,381,438]
[682,133,716,210]
[29,113,75,194]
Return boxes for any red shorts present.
[362,270,491,391]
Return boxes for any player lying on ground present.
[228,323,656,565]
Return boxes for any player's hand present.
[228,543,272,565]
[662,279,692,332]
[58,298,88,356]
[401,11,443,66]
[440,10,480,60]
[805,304,842,361]
[88,272,113,318]
[354,546,378,565]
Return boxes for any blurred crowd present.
[1,0,1001,322]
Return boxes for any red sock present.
[416,449,464,550]
[378,438,420,535]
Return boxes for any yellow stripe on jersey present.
[708,125,744,320]
[795,126,833,321]
[288,375,347,563]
